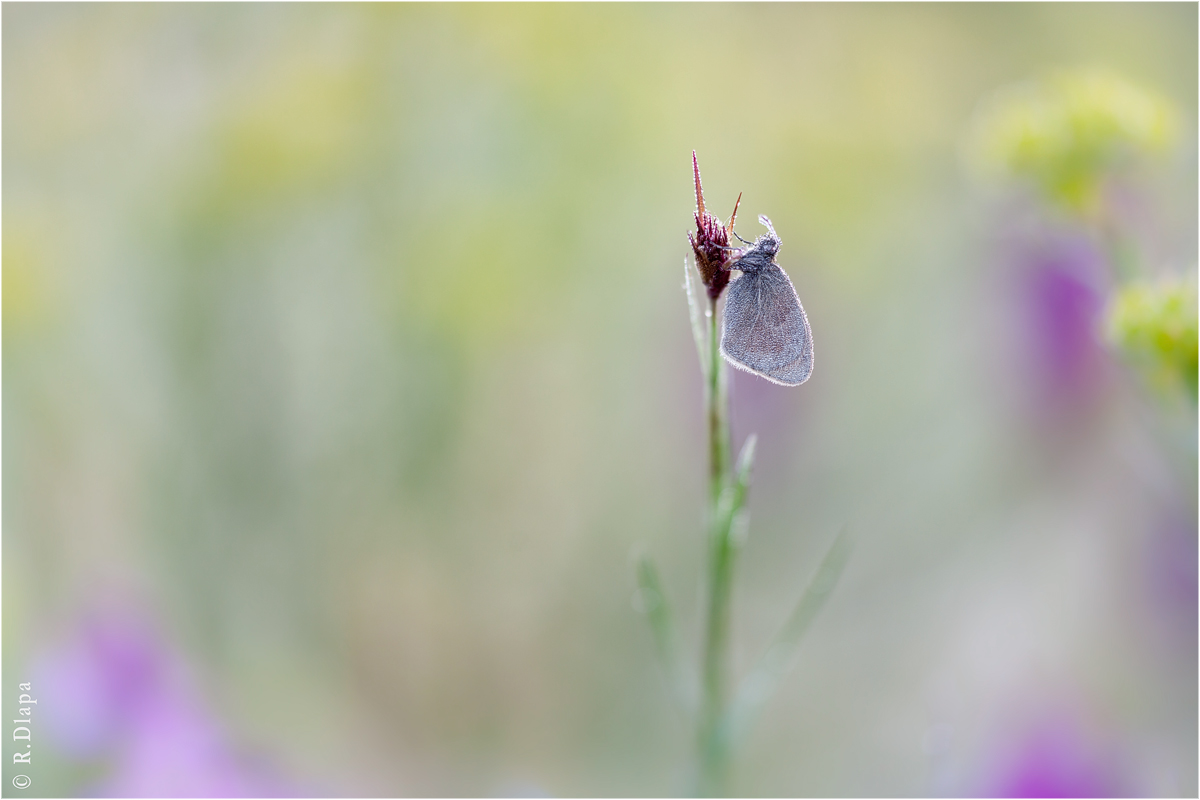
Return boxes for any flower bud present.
[687,151,739,300]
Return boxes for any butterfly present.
[720,215,814,386]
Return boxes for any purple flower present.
[34,610,296,797]
[985,712,1129,798]
[1019,238,1109,407]
[35,613,165,759]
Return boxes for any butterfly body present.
[720,216,814,386]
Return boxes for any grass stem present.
[698,296,733,796]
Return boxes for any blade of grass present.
[724,528,854,745]
[684,256,709,378]
[714,434,757,547]
[697,433,756,795]
[635,551,693,716]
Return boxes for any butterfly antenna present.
[758,214,778,239]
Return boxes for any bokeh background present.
[3,4,1196,797]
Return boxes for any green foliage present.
[1106,275,1199,403]
[726,529,853,748]
[969,68,1179,213]
[634,552,691,715]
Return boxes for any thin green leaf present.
[684,256,709,378]
[635,551,694,716]
[725,528,854,743]
[734,434,757,487]
[715,434,757,548]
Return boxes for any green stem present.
[707,297,729,502]
[699,296,733,795]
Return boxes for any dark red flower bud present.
[687,152,740,300]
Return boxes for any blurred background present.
[3,4,1196,796]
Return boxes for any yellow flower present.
[1106,274,1198,402]
[969,68,1179,213]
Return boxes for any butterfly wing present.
[720,266,813,386]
